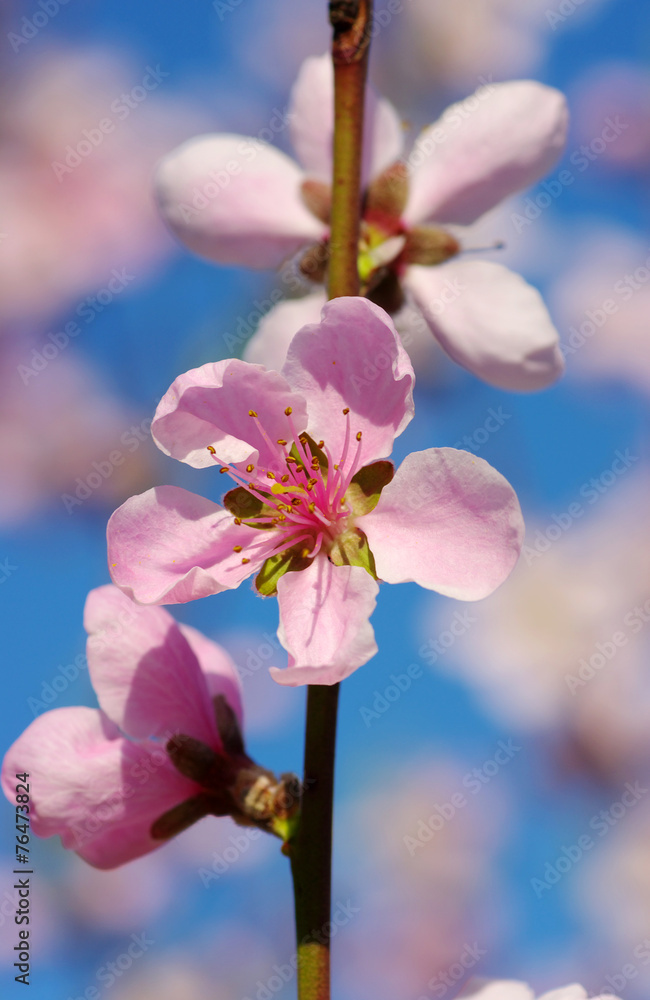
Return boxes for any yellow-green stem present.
[327,0,373,300]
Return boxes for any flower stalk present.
[327,0,373,299]
[289,4,373,999]
[290,685,340,1000]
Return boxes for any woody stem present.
[289,5,373,1000]
[290,684,340,1000]
[327,0,373,299]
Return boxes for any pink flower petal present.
[154,134,325,268]
[84,585,218,746]
[282,297,415,472]
[1,707,196,869]
[179,623,243,727]
[107,486,263,605]
[243,292,327,372]
[362,448,524,600]
[289,54,405,185]
[152,359,309,470]
[270,556,379,686]
[405,80,568,226]
[406,261,564,391]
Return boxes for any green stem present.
[289,5,373,1000]
[328,0,373,300]
[290,685,340,1000]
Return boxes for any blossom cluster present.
[0,44,604,1000]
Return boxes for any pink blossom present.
[429,463,650,783]
[155,56,567,391]
[570,62,650,173]
[577,798,650,969]
[391,0,550,91]
[0,47,209,328]
[549,226,650,394]
[392,0,612,94]
[340,758,506,1000]
[1,585,250,869]
[458,982,620,999]
[0,345,158,525]
[243,290,445,382]
[107,297,524,686]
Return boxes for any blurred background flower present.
[422,468,650,784]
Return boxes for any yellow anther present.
[286,456,296,464]
[334,463,339,470]
[342,407,350,415]
[207,445,216,454]
[285,406,293,416]
[291,498,302,506]
[249,410,258,417]
[356,431,362,441]
[246,463,255,473]
[277,438,287,446]
[308,477,318,488]
[242,557,250,564]
[233,545,243,553]
[266,471,276,480]
[234,517,242,525]
[318,440,324,448]
[308,502,316,513]
[248,482,256,489]
[219,466,229,474]
[301,548,311,558]
[281,474,289,483]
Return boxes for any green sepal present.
[271,810,301,845]
[358,250,377,284]
[223,486,275,528]
[345,460,394,516]
[255,545,313,597]
[329,528,377,579]
[289,433,328,473]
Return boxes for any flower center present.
[207,407,366,569]
[298,166,460,312]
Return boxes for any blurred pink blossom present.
[0,344,157,524]
[423,470,650,782]
[550,227,650,393]
[338,759,508,1000]
[569,62,650,172]
[156,57,567,391]
[0,47,208,327]
[578,798,650,982]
